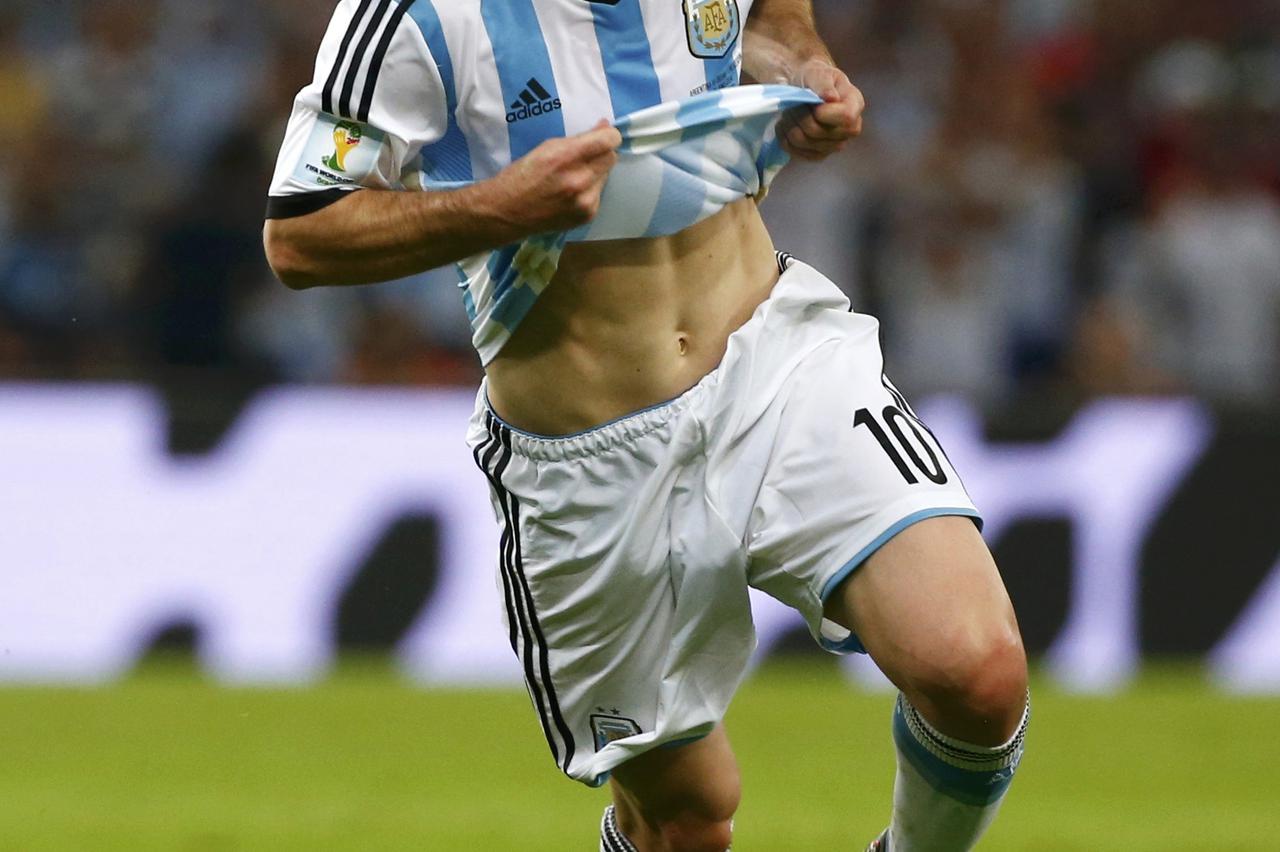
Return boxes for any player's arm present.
[743,0,865,161]
[264,125,619,289]
[261,0,619,290]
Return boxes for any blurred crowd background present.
[1,0,1278,409]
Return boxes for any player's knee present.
[616,767,739,852]
[658,813,735,852]
[963,628,1028,736]
[910,622,1028,743]
[645,784,738,852]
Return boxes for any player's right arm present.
[262,1,619,290]
[264,126,619,289]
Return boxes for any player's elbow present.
[263,221,324,290]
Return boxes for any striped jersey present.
[267,0,819,364]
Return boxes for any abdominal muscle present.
[485,196,779,436]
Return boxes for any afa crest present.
[590,713,642,751]
[683,0,741,59]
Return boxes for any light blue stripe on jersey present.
[409,1,473,182]
[479,0,564,160]
[589,2,663,117]
[674,94,735,141]
[644,140,708,237]
[701,50,739,93]
[486,244,520,301]
[460,284,478,322]
[489,273,541,332]
[627,91,738,237]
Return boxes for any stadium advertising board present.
[1,384,1277,692]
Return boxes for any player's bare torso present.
[486,196,778,436]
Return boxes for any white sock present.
[888,693,1029,851]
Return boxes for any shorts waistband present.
[481,380,708,462]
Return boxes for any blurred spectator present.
[0,6,51,367]
[135,128,272,372]
[879,193,1012,403]
[1105,117,1280,406]
[0,7,48,199]
[342,299,481,386]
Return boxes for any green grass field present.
[2,660,1277,851]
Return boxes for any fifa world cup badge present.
[323,121,364,173]
[295,115,384,187]
[683,0,741,59]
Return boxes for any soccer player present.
[264,1,1029,849]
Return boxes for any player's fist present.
[781,59,865,161]
[491,121,623,235]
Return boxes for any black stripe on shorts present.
[477,416,560,767]
[775,250,796,275]
[471,425,520,655]
[476,414,577,775]
[493,418,577,774]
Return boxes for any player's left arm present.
[743,0,865,161]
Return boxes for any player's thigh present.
[823,516,1026,736]
[609,725,740,828]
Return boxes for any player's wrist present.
[743,5,833,86]
[796,56,836,79]
[449,176,537,247]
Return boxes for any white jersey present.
[268,0,817,363]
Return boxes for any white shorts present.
[466,256,980,786]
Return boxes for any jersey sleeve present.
[266,0,448,219]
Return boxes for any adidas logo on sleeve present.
[506,77,562,124]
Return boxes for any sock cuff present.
[893,692,1029,806]
[896,692,1029,773]
[601,805,639,852]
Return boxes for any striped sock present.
[888,692,1029,851]
[599,803,735,851]
[600,805,638,852]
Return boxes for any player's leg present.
[715,259,1026,848]
[823,515,1029,851]
[602,725,740,852]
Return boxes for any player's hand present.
[490,120,622,235]
[781,60,865,161]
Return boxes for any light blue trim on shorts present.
[818,507,984,654]
[660,732,710,750]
